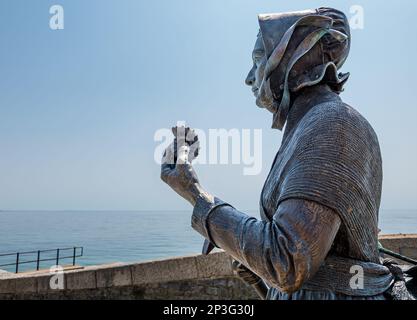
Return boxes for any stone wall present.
[0,251,258,300]
[0,234,416,300]
[379,234,417,260]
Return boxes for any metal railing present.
[0,247,84,273]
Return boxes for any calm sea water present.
[0,209,416,272]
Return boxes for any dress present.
[191,86,393,300]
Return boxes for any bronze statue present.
[161,7,414,300]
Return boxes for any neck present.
[282,84,341,139]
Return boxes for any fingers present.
[172,126,186,145]
[177,145,190,165]
[171,126,200,163]
[232,260,251,274]
[186,128,198,143]
[162,142,175,165]
[188,135,200,162]
[232,260,247,273]
[161,126,201,190]
[161,142,175,182]
[232,260,261,285]
[184,128,199,161]
[172,126,198,144]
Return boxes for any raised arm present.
[160,134,341,293]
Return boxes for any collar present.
[282,84,341,141]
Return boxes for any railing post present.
[15,253,19,273]
[73,247,76,266]
[56,248,60,266]
[36,250,40,271]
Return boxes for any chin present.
[255,96,271,111]
[255,98,264,109]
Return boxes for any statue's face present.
[245,34,271,112]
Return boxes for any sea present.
[0,209,416,273]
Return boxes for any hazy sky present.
[0,0,416,212]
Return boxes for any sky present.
[0,0,416,212]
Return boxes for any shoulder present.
[306,100,369,127]
[288,99,382,170]
[298,100,380,146]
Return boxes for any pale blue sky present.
[0,0,416,211]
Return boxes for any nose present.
[245,66,255,86]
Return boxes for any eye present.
[253,56,261,66]
[252,51,265,65]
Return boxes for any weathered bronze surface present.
[161,7,414,300]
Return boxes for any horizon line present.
[1,208,416,213]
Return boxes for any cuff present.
[191,196,232,246]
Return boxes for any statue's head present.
[245,7,351,130]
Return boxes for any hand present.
[160,127,207,206]
[232,260,262,285]
[232,260,268,300]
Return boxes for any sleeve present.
[191,196,341,293]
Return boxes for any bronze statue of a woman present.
[160,7,405,300]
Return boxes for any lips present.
[252,87,259,96]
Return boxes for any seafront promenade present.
[0,234,416,300]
